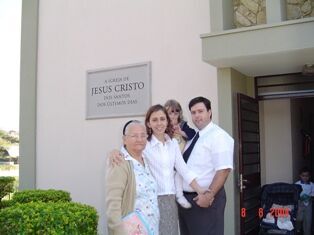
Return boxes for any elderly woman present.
[105,120,159,235]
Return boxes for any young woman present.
[144,104,203,234]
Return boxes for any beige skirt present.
[158,194,179,235]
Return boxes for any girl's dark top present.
[180,121,196,140]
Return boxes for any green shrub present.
[0,202,98,235]
[0,176,15,200]
[0,199,15,209]
[12,189,71,204]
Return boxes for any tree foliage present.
[0,129,19,158]
[0,130,19,145]
[0,146,9,157]
[0,177,15,201]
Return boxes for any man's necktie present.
[183,132,199,163]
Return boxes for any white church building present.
[20,1,314,234]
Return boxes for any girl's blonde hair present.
[164,99,184,123]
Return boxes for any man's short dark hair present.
[188,96,211,111]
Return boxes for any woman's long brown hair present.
[145,104,174,141]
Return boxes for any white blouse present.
[144,134,197,195]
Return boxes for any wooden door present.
[238,93,261,235]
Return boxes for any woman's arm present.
[173,141,204,194]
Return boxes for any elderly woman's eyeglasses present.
[125,134,148,140]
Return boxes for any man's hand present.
[107,149,124,166]
[193,191,214,208]
[193,168,231,207]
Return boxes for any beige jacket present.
[105,159,136,235]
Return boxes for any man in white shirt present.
[178,96,234,235]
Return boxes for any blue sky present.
[0,0,21,131]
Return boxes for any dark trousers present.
[178,187,226,235]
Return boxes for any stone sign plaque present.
[86,62,151,119]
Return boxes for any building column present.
[19,0,39,190]
[209,0,234,31]
[266,0,287,24]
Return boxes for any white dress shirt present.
[182,121,234,192]
[144,134,197,195]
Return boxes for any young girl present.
[164,99,197,209]
[164,99,196,152]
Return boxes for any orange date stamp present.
[240,207,290,218]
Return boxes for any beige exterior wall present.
[217,68,254,235]
[26,1,215,234]
[217,68,236,235]
[260,99,293,184]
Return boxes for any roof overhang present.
[201,18,314,77]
